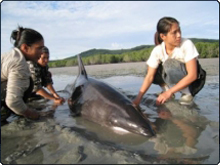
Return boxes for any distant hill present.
[48,38,219,67]
[61,38,218,61]
[189,38,219,44]
[64,45,153,60]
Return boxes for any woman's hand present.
[54,97,65,105]
[53,93,60,99]
[23,108,40,120]
[132,97,141,107]
[156,90,173,105]
[52,93,65,104]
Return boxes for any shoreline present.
[50,58,219,77]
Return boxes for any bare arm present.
[133,66,157,106]
[156,58,198,105]
[46,83,59,98]
[36,87,55,100]
[47,83,65,103]
[36,87,65,104]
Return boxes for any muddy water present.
[1,60,219,164]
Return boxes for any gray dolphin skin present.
[67,55,155,137]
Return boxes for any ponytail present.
[154,32,163,46]
[10,26,43,48]
[10,26,24,47]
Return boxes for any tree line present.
[48,41,219,68]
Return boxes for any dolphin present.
[67,55,155,137]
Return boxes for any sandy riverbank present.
[1,58,219,164]
[50,58,219,77]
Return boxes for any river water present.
[1,63,219,164]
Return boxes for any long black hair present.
[10,26,43,48]
[154,17,179,45]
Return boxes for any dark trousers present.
[151,59,206,96]
[1,78,33,122]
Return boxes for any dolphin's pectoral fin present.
[68,86,83,116]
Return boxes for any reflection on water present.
[151,105,206,156]
[1,74,219,164]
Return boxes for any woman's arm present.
[5,59,39,119]
[36,87,65,104]
[36,87,55,100]
[156,58,197,105]
[46,83,65,103]
[133,66,157,106]
[46,83,60,98]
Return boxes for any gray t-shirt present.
[1,48,30,115]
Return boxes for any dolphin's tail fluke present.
[77,55,88,79]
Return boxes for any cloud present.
[111,42,123,49]
[1,1,219,60]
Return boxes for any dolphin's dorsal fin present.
[77,55,88,79]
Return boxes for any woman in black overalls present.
[133,17,206,106]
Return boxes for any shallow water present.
[1,67,219,164]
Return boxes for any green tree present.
[123,54,131,62]
[66,59,76,66]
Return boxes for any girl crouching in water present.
[133,17,206,106]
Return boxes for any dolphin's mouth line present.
[112,126,130,134]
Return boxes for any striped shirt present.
[27,61,53,92]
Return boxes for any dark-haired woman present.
[133,17,206,106]
[1,26,44,123]
[28,46,65,104]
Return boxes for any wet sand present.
[1,58,219,164]
[50,58,219,77]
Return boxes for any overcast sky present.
[1,1,219,60]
